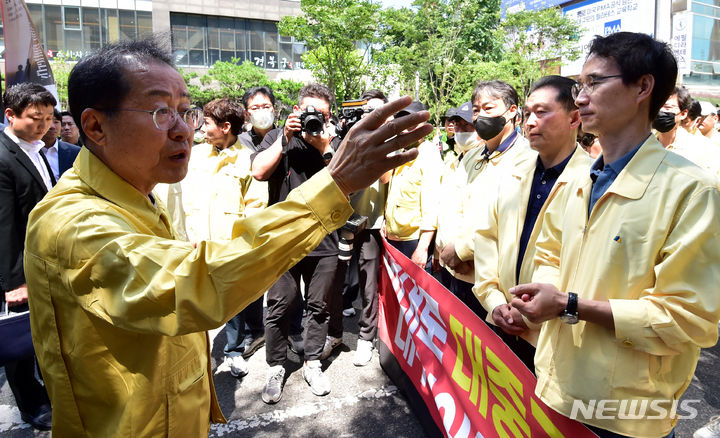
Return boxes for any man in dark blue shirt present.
[474,75,592,373]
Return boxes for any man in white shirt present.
[0,82,56,431]
[41,108,81,182]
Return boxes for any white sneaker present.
[695,416,720,438]
[342,307,356,317]
[225,355,249,378]
[320,336,343,360]
[353,339,374,366]
[302,360,330,396]
[262,365,285,404]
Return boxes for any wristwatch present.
[322,150,334,163]
[559,292,579,324]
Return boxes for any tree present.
[278,0,382,107]
[50,52,74,109]
[375,3,582,121]
[495,7,583,100]
[375,0,502,124]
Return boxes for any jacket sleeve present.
[610,186,720,354]
[472,192,507,322]
[0,159,24,292]
[37,169,352,336]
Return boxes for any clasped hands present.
[494,282,569,335]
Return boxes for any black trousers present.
[335,229,382,341]
[5,355,49,416]
[265,255,346,365]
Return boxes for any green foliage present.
[181,60,304,112]
[50,53,74,109]
[279,0,382,107]
[375,3,581,122]
[375,0,503,123]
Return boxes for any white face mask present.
[453,131,482,153]
[249,110,275,130]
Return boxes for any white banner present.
[672,12,692,76]
[562,0,657,76]
[1,0,56,92]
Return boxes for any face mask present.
[652,111,677,133]
[453,131,482,153]
[249,110,275,130]
[474,108,512,141]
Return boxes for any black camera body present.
[300,105,325,137]
[338,214,368,261]
[337,99,368,139]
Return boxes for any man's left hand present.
[509,282,568,324]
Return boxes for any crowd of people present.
[1,30,720,438]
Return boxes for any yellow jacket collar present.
[75,147,167,229]
[579,135,666,201]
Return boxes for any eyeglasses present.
[104,107,204,131]
[248,104,274,111]
[571,75,623,100]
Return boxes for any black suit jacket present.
[0,131,50,295]
[57,140,81,176]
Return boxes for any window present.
[118,10,137,40]
[63,7,81,30]
[169,13,307,69]
[83,8,101,51]
[44,6,63,53]
[137,11,152,39]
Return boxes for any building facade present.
[501,0,720,98]
[0,0,307,77]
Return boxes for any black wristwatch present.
[322,151,334,163]
[559,292,579,324]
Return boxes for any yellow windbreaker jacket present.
[385,140,442,241]
[181,140,268,241]
[532,136,720,437]
[473,146,592,346]
[23,147,352,437]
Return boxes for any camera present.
[336,99,368,139]
[338,214,368,261]
[300,105,325,137]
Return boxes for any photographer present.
[251,84,346,403]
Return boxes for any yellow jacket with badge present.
[531,136,720,437]
[181,140,268,241]
[23,147,352,437]
[473,146,591,346]
[385,140,442,241]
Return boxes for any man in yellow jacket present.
[441,80,533,318]
[510,32,720,437]
[22,38,431,437]
[473,76,592,373]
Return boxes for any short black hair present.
[60,110,73,119]
[298,83,335,109]
[3,83,56,114]
[472,80,519,110]
[203,98,244,136]
[528,75,578,112]
[688,99,702,120]
[587,32,677,121]
[360,89,388,103]
[53,108,61,121]
[242,86,276,108]
[68,36,174,141]
[674,86,692,112]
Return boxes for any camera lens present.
[304,116,324,136]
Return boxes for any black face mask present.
[652,111,677,133]
[474,109,511,141]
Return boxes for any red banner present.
[378,240,596,438]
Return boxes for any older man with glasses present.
[23,38,431,437]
